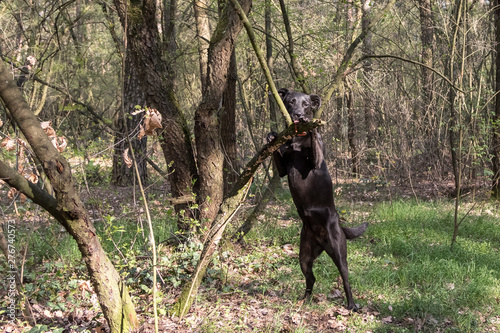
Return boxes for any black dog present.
[268,88,368,310]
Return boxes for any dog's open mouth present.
[294,120,308,136]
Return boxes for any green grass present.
[4,192,499,332]
[239,197,500,332]
[351,200,500,332]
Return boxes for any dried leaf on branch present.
[143,108,162,136]
[123,148,133,168]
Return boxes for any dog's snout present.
[292,112,308,123]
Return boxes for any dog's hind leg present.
[299,226,323,301]
[323,223,357,310]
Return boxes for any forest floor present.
[1,177,499,332]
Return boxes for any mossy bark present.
[0,59,138,332]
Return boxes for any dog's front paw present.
[266,131,278,143]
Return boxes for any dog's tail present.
[342,222,368,239]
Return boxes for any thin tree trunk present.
[492,0,500,200]
[222,50,239,196]
[418,0,435,113]
[194,0,210,90]
[319,0,397,119]
[194,0,252,228]
[278,0,309,93]
[233,0,282,241]
[346,0,359,177]
[347,89,359,177]
[0,59,138,332]
[114,0,198,232]
[112,50,147,187]
[362,0,376,153]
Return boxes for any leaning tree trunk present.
[171,120,324,317]
[0,59,138,333]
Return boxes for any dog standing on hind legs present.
[268,88,368,310]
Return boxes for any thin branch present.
[2,56,114,131]
[229,0,293,126]
[319,0,397,118]
[358,54,466,94]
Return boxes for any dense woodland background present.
[1,0,500,332]
[1,0,500,196]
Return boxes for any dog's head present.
[278,88,321,123]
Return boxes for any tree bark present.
[113,0,199,231]
[0,59,138,333]
[111,50,147,187]
[362,0,376,150]
[194,0,211,90]
[418,0,435,112]
[194,0,252,228]
[222,50,239,196]
[492,0,500,199]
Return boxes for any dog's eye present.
[290,98,296,105]
[303,101,309,107]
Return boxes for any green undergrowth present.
[227,197,500,332]
[2,189,499,332]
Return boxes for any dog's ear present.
[310,94,321,110]
[278,88,289,100]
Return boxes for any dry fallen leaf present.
[7,188,18,199]
[1,137,16,151]
[41,121,56,138]
[54,136,67,152]
[329,289,343,299]
[26,173,39,184]
[123,148,133,168]
[291,313,302,325]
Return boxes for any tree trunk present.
[194,0,210,90]
[347,89,359,177]
[233,0,282,241]
[194,0,252,228]
[222,50,239,196]
[492,0,500,200]
[279,0,309,93]
[346,0,359,177]
[111,51,147,187]
[113,0,198,232]
[362,0,376,153]
[0,59,138,333]
[418,0,435,112]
